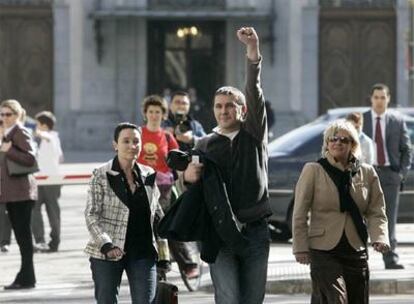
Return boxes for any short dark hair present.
[171,91,189,102]
[113,122,141,142]
[370,83,390,96]
[35,111,56,130]
[214,86,246,106]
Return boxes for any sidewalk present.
[265,224,414,295]
[0,184,413,303]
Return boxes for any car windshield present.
[268,123,326,155]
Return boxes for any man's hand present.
[176,131,193,144]
[294,252,310,265]
[237,27,260,62]
[183,163,203,183]
[0,141,11,152]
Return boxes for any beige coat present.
[292,154,389,254]
[0,124,37,203]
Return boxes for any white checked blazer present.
[84,159,162,260]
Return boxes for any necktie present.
[375,117,385,166]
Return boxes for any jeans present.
[90,257,157,304]
[210,220,270,304]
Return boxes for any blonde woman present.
[0,99,37,289]
[293,119,389,303]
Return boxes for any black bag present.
[6,158,39,176]
[0,150,39,176]
[155,280,178,304]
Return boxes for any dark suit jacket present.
[363,110,412,178]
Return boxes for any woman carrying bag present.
[0,99,38,290]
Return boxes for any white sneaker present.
[33,242,49,253]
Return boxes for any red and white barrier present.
[35,163,101,186]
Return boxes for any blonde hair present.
[0,99,26,122]
[321,119,361,160]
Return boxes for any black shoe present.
[385,262,404,269]
[4,282,35,290]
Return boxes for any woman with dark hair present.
[85,122,164,303]
[0,99,37,289]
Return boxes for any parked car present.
[268,107,414,241]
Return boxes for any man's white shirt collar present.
[213,126,240,141]
[371,109,386,120]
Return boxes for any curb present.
[265,278,414,295]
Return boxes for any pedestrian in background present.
[163,90,206,152]
[183,27,272,304]
[85,122,163,303]
[345,112,375,165]
[0,99,37,290]
[31,111,64,253]
[362,83,412,269]
[138,95,179,209]
[162,90,204,278]
[293,119,389,304]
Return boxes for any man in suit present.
[363,83,412,269]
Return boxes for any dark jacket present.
[362,110,412,178]
[158,155,247,263]
[195,59,272,223]
[0,124,37,203]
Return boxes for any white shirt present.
[370,110,390,166]
[212,126,240,141]
[37,130,63,175]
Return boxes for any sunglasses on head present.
[0,112,14,117]
[328,136,353,144]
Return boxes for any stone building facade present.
[0,0,412,152]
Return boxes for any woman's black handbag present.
[0,149,39,176]
[155,280,178,304]
[6,158,39,176]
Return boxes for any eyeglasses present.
[0,112,15,117]
[328,136,353,144]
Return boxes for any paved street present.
[0,185,413,303]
